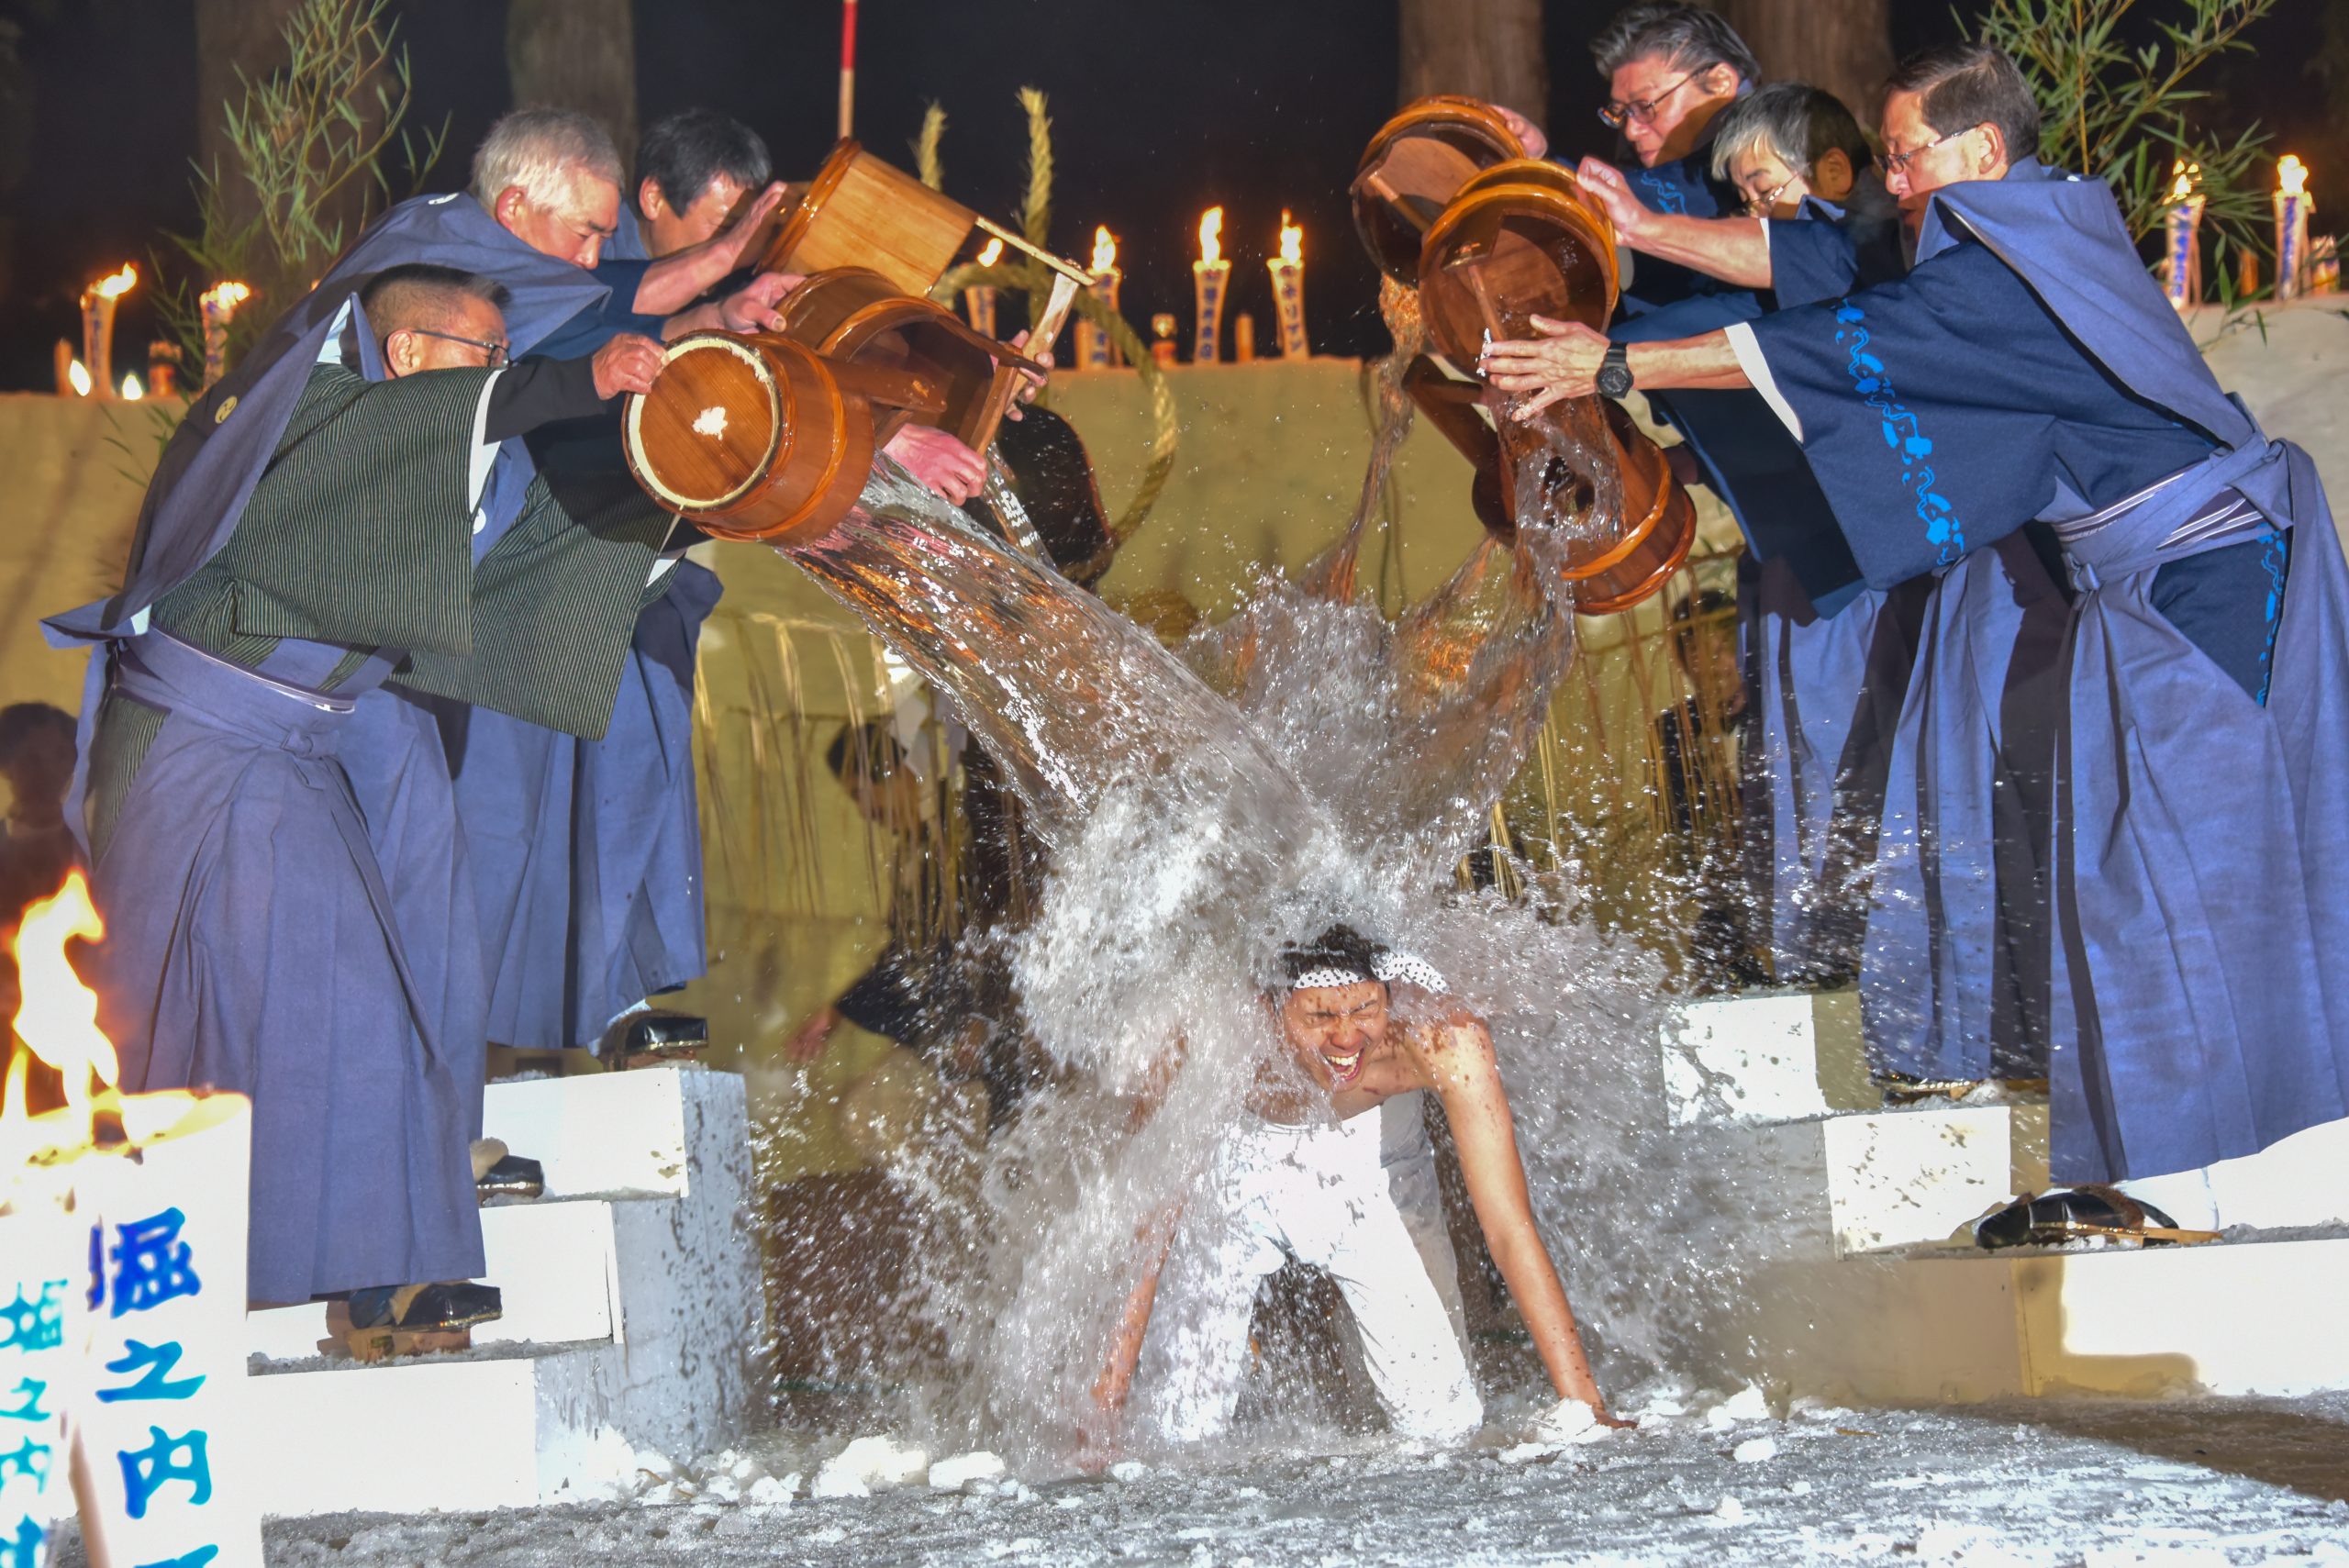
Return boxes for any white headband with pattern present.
[1288,950,1450,995]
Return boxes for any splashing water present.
[773,393,1773,1465]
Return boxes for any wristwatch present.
[1596,342,1634,399]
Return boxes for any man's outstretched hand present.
[885,424,989,506]
[592,332,666,399]
[1480,316,1612,417]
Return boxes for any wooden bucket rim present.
[624,332,787,515]
[1417,175,1622,321]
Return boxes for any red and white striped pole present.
[838,0,858,139]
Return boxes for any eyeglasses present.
[1598,68,1701,131]
[1741,172,1805,216]
[1876,127,1976,178]
[403,327,510,367]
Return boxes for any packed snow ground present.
[65,1392,2349,1565]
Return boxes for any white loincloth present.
[1135,1092,1484,1445]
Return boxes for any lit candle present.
[963,239,1002,339]
[2276,155,2312,302]
[1150,313,1178,368]
[67,361,91,398]
[120,373,143,401]
[1268,209,1308,356]
[52,339,76,397]
[2162,160,2204,314]
[6,874,263,1568]
[81,265,139,402]
[1192,206,1230,364]
[1074,226,1121,369]
[198,282,251,393]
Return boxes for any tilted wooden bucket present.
[1416,158,1620,361]
[1400,166,1691,613]
[775,267,1042,455]
[623,332,875,547]
[1351,97,1527,284]
[758,139,980,296]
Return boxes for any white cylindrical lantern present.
[1192,206,1230,364]
[1074,226,1121,370]
[2162,161,2203,314]
[81,267,138,403]
[198,284,251,394]
[1268,210,1308,356]
[69,1092,262,1568]
[2276,155,2312,303]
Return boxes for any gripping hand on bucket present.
[592,333,666,399]
[1481,317,1609,417]
[1003,328,1054,422]
[885,425,990,506]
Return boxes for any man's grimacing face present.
[1277,979,1389,1089]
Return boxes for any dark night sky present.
[0,0,2337,391]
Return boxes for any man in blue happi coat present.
[1485,42,2349,1218]
[1566,61,2070,1088]
[1510,6,1938,995]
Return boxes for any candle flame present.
[9,872,119,1120]
[1278,209,1303,267]
[2280,155,2309,198]
[2169,160,2200,202]
[67,360,92,396]
[976,239,1004,267]
[1198,206,1224,267]
[201,280,253,312]
[87,263,138,302]
[120,373,142,400]
[1090,225,1119,274]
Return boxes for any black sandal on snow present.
[1971,1184,2221,1251]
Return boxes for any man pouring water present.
[1091,924,1624,1450]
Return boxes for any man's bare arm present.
[630,182,788,317]
[1574,158,1774,290]
[1481,320,1748,418]
[1419,1017,1619,1418]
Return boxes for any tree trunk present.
[1716,0,1895,123]
[1398,0,1550,132]
[507,0,639,169]
[193,0,305,218]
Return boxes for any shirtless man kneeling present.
[1094,924,1623,1450]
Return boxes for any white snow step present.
[1662,987,1876,1127]
[248,1196,624,1362]
[1717,1234,2349,1406]
[239,1066,763,1517]
[1815,1103,2049,1256]
[479,1064,733,1199]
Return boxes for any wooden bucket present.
[1568,401,1698,615]
[1352,97,1527,284]
[1415,158,1620,366]
[623,332,875,547]
[758,139,979,296]
[778,267,1041,454]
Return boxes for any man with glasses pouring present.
[1484,42,2349,1241]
